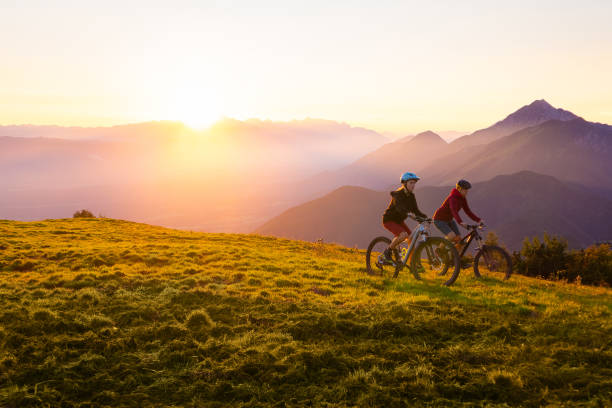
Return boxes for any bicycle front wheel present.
[473,245,512,280]
[365,236,401,277]
[410,237,460,286]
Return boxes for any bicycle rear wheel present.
[365,236,401,277]
[410,237,460,286]
[473,245,512,280]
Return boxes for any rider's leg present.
[447,221,463,251]
[445,231,461,244]
[390,221,412,250]
[389,231,409,250]
[385,231,410,263]
[443,232,465,254]
[382,222,412,260]
[434,220,462,254]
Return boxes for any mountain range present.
[449,99,579,149]
[0,119,388,231]
[257,99,612,249]
[0,121,192,142]
[0,118,388,188]
[294,100,612,198]
[421,117,612,190]
[2,99,611,246]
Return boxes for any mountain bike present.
[457,224,512,280]
[365,216,460,286]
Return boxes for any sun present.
[165,86,223,130]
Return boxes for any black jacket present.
[382,188,427,224]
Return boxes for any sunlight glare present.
[165,84,223,130]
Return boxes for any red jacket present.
[433,188,481,224]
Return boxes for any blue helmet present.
[400,172,420,184]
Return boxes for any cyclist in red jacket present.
[433,179,484,248]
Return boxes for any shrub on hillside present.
[513,234,612,286]
[484,231,500,247]
[484,231,509,251]
[513,234,570,280]
[73,209,95,218]
[566,244,612,286]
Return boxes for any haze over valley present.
[2,99,611,249]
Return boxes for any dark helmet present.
[456,179,472,190]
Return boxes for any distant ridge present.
[296,99,588,197]
[394,134,415,143]
[493,99,578,127]
[422,117,612,189]
[0,121,191,141]
[451,99,580,148]
[0,118,389,232]
[298,130,448,194]
[410,130,447,144]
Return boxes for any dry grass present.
[0,218,611,407]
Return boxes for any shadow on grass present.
[386,280,475,304]
[555,291,612,312]
[386,277,543,318]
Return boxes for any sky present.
[2,0,612,134]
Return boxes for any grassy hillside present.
[1,219,611,407]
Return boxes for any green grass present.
[1,218,611,407]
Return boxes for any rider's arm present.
[449,196,464,224]
[408,193,427,219]
[463,200,481,223]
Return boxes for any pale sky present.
[2,0,611,134]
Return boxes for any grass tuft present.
[185,308,215,331]
[30,307,57,322]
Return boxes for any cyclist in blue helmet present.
[379,172,428,264]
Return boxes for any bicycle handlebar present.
[408,214,432,223]
[466,223,485,230]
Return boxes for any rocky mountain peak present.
[494,99,579,129]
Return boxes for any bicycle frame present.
[397,220,430,266]
[457,226,484,257]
